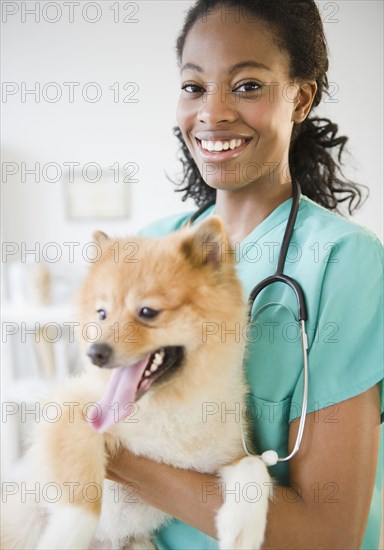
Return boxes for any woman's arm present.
[106,383,381,548]
[263,383,381,549]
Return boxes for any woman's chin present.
[202,177,252,193]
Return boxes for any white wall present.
[317,0,383,233]
[1,2,194,248]
[1,0,383,284]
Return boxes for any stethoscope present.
[188,179,309,467]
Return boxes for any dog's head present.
[77,216,247,432]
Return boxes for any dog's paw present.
[37,506,99,550]
[216,456,272,550]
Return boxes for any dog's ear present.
[92,230,109,245]
[181,216,229,268]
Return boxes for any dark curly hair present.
[172,0,366,213]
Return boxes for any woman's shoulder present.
[138,211,194,237]
[299,195,383,256]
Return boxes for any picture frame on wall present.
[63,166,131,220]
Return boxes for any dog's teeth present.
[144,350,166,378]
[151,352,164,369]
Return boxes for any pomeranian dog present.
[1,217,271,550]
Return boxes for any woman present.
[107,1,383,547]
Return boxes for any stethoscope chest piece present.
[261,450,279,466]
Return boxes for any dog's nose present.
[87,343,112,367]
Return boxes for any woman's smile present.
[194,134,253,163]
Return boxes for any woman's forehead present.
[181,12,290,75]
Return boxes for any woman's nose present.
[198,84,238,125]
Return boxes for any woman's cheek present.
[176,97,195,130]
[248,93,276,120]
[247,99,290,139]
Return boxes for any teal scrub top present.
[140,195,384,549]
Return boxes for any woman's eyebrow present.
[228,60,271,73]
[180,60,271,73]
[180,62,203,73]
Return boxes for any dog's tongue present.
[89,356,149,433]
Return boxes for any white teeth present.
[148,350,165,374]
[152,352,163,364]
[201,138,244,152]
[144,370,151,377]
[230,139,242,150]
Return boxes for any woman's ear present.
[292,81,318,123]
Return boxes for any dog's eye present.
[97,309,107,321]
[139,307,160,320]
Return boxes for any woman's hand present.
[106,447,223,539]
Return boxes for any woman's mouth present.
[195,137,251,162]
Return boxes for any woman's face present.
[176,10,307,194]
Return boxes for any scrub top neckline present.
[192,195,308,246]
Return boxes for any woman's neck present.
[215,180,293,244]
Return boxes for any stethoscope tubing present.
[189,180,309,465]
[248,274,308,322]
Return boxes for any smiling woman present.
[177,17,305,198]
[173,1,364,219]
[104,1,383,549]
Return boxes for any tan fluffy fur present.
[1,217,271,550]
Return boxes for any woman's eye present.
[234,81,262,93]
[97,309,107,321]
[139,307,161,320]
[181,83,204,94]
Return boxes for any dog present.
[1,216,271,549]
